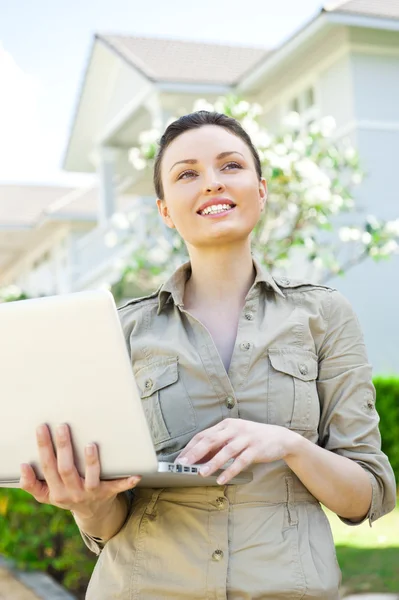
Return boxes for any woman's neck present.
[183,244,255,310]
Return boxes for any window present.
[286,85,318,128]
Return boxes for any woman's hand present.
[175,418,299,485]
[20,423,141,520]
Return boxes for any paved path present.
[344,595,399,599]
[0,557,76,600]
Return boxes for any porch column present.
[96,146,119,226]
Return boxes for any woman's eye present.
[223,161,242,170]
[177,170,196,180]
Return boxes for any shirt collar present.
[157,257,284,315]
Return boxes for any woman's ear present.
[259,178,268,211]
[156,198,176,229]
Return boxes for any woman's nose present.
[204,179,225,194]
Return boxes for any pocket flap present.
[135,358,179,398]
[268,348,318,381]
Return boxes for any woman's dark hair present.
[153,111,262,200]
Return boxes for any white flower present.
[344,146,356,161]
[385,219,399,237]
[352,172,363,185]
[295,159,331,188]
[138,128,160,145]
[148,246,170,264]
[104,231,118,248]
[253,131,272,149]
[111,212,130,230]
[283,111,301,130]
[249,103,263,117]
[361,232,372,244]
[193,98,215,113]
[305,186,331,205]
[339,227,362,242]
[128,148,147,170]
[232,101,250,117]
[0,284,22,299]
[319,116,336,137]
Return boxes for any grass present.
[325,501,399,595]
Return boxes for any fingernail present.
[200,466,210,476]
[176,457,188,465]
[217,475,226,485]
[36,424,46,438]
[85,444,95,455]
[129,476,141,485]
[57,424,67,437]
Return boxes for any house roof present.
[323,0,399,19]
[0,184,134,227]
[98,34,269,85]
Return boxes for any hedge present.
[0,376,398,599]
[374,376,399,489]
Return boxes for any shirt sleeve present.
[316,289,397,526]
[73,489,135,555]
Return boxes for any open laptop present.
[0,290,252,488]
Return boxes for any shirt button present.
[212,549,224,561]
[216,497,226,509]
[280,277,290,285]
[244,312,254,321]
[298,364,308,376]
[240,341,251,351]
[226,396,236,409]
[144,379,153,390]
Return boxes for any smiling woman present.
[21,111,396,600]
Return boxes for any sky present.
[0,0,326,186]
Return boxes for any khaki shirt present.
[81,259,396,600]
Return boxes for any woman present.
[21,111,396,599]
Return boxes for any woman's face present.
[157,125,267,249]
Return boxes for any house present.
[1,0,398,371]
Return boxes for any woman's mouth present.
[197,203,236,217]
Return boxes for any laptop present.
[0,290,252,488]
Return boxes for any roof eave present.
[238,12,330,93]
[324,11,399,31]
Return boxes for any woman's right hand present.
[20,423,141,520]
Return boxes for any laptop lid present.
[0,290,159,485]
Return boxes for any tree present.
[110,95,399,300]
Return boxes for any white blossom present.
[283,111,301,130]
[319,116,336,137]
[111,212,130,230]
[351,172,363,185]
[339,227,362,242]
[128,147,146,170]
[193,98,215,112]
[361,232,372,244]
[385,219,399,237]
[138,128,159,145]
[104,231,118,248]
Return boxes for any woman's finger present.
[199,437,248,477]
[102,475,142,497]
[176,427,232,466]
[36,424,63,490]
[84,443,101,492]
[56,424,83,491]
[20,463,50,503]
[215,448,255,485]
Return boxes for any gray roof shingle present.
[324,0,399,19]
[98,34,269,85]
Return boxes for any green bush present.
[0,488,95,599]
[374,376,399,487]
[0,376,397,598]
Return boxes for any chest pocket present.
[134,357,197,448]
[267,348,320,431]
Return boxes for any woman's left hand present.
[175,418,299,485]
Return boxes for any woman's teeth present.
[200,204,234,215]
